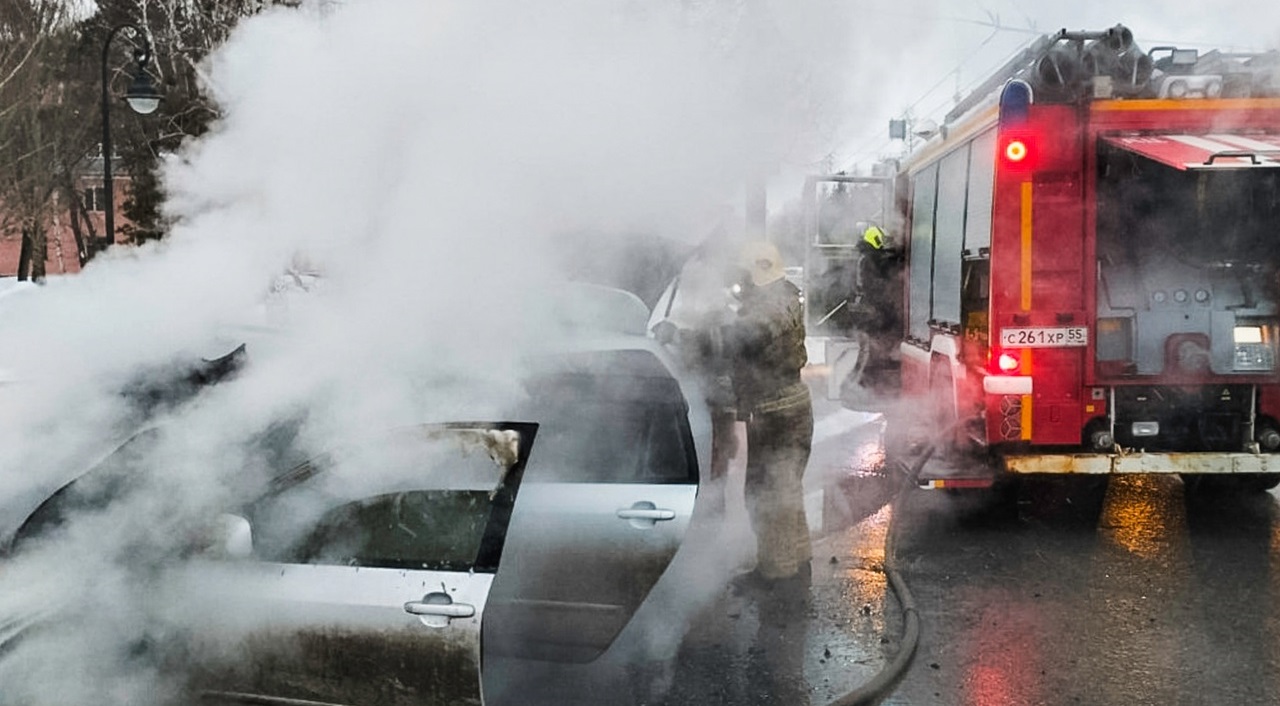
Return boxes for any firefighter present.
[654,240,813,586]
[723,240,813,587]
[849,224,904,394]
[851,225,903,334]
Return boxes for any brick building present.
[0,161,133,278]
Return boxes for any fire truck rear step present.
[1003,452,1280,475]
[914,451,1280,488]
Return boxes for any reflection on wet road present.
[659,417,898,706]
[887,475,1280,706]
[659,504,897,706]
[646,408,1280,706]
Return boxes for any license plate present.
[999,326,1088,348]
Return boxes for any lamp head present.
[125,68,160,115]
[124,45,160,115]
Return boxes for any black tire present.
[1182,473,1280,496]
[1235,474,1280,492]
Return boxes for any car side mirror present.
[207,513,254,559]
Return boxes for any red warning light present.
[1005,139,1029,163]
[997,353,1020,373]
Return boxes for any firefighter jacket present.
[719,278,808,418]
[852,240,905,335]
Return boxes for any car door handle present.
[404,601,476,618]
[617,501,676,528]
[616,508,676,521]
[404,592,476,627]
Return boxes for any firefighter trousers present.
[744,388,813,580]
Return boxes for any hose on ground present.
[824,438,934,706]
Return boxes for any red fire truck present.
[806,25,1280,492]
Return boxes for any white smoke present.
[5,0,1274,702]
[0,1,858,703]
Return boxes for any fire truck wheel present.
[1233,474,1280,492]
[1182,473,1280,496]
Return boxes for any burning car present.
[0,285,714,706]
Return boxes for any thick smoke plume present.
[0,1,856,703]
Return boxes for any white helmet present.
[739,240,785,287]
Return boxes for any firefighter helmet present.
[863,225,887,250]
[739,240,786,287]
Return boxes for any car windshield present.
[12,429,163,549]
[11,415,310,553]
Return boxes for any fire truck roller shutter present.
[1095,135,1280,378]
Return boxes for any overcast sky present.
[819,1,1280,168]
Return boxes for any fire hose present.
[824,433,937,706]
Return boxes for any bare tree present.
[0,0,312,278]
[88,0,309,246]
[0,0,94,279]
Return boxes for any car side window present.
[283,489,494,571]
[244,425,531,573]
[521,363,696,484]
[638,404,689,481]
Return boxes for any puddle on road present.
[1098,475,1188,560]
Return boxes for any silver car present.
[5,306,712,705]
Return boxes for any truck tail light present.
[1005,139,1029,163]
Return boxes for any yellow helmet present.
[738,240,786,287]
[863,225,886,250]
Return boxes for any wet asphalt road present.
[658,415,901,706]
[886,474,1280,706]
[658,415,1280,706]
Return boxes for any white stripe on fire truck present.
[1168,134,1262,164]
[1206,133,1280,153]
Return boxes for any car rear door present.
[176,423,536,706]
[485,349,700,663]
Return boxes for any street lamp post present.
[98,23,160,260]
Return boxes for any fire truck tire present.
[1257,476,1280,491]
[1234,474,1280,492]
[1182,473,1280,496]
